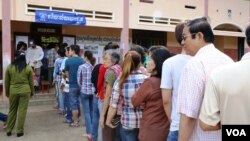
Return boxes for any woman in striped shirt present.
[77,50,96,139]
[107,51,147,141]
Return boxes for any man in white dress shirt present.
[26,39,44,89]
[177,17,234,141]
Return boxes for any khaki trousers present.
[6,92,30,133]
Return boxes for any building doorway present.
[132,29,167,48]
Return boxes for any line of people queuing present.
[61,17,249,141]
[2,16,250,141]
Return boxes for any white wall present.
[5,0,250,34]
[129,0,204,32]
[12,0,123,28]
[209,0,250,32]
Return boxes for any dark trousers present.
[103,124,117,141]
[103,112,121,141]
[0,112,7,122]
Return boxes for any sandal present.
[69,122,79,127]
[3,122,7,129]
[63,119,73,124]
[82,134,93,141]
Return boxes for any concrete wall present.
[129,0,204,32]
[12,0,123,28]
[2,0,249,60]
[0,0,2,19]
[209,0,250,31]
[4,0,250,33]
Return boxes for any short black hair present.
[143,47,148,53]
[111,51,121,65]
[70,44,80,55]
[246,25,250,46]
[84,50,96,66]
[57,48,66,57]
[148,45,166,54]
[186,17,214,43]
[60,43,68,48]
[47,43,55,49]
[175,23,185,45]
[104,42,119,51]
[17,41,27,51]
[130,44,145,64]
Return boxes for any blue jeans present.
[116,123,122,141]
[57,81,65,111]
[167,131,179,141]
[98,100,104,141]
[48,67,54,85]
[81,94,93,134]
[92,96,100,141]
[64,92,72,122]
[0,112,7,122]
[120,127,139,141]
[69,87,80,110]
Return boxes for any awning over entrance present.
[213,30,245,37]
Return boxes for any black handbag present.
[111,114,121,126]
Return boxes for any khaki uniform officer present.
[4,51,34,137]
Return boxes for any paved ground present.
[0,105,89,141]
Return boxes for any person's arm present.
[25,49,30,65]
[45,50,49,59]
[179,114,196,141]
[199,120,221,131]
[60,79,65,92]
[37,47,44,61]
[162,89,172,120]
[77,66,82,87]
[100,83,112,128]
[60,58,66,72]
[91,64,101,94]
[160,60,173,120]
[97,65,106,94]
[177,63,205,141]
[4,66,10,97]
[28,67,35,97]
[64,59,69,79]
[199,75,221,131]
[100,70,117,128]
[105,80,120,128]
[106,106,118,128]
[131,79,151,107]
[53,60,58,83]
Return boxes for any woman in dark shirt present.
[132,47,171,141]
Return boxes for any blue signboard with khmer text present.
[35,10,86,26]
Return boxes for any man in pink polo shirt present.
[177,17,234,141]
